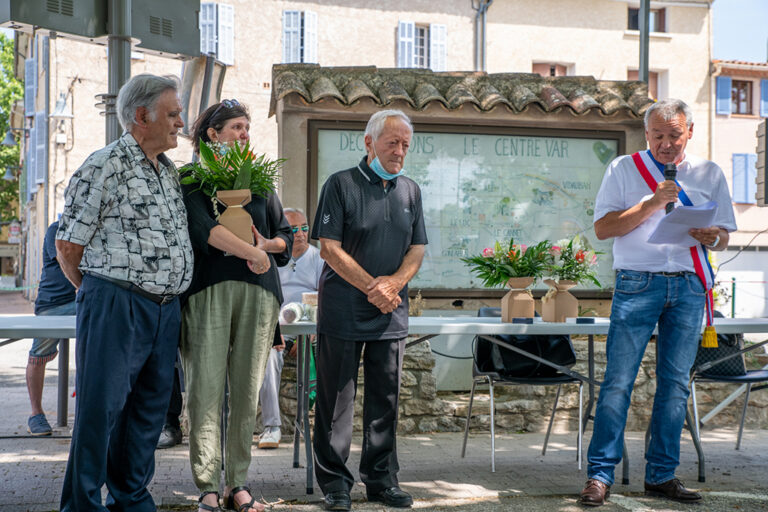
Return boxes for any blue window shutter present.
[716,76,732,115]
[761,79,768,118]
[747,153,757,203]
[732,153,747,202]
[27,123,36,199]
[35,111,47,185]
[24,57,37,115]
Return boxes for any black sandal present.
[225,486,261,512]
[198,491,222,512]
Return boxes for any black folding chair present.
[460,307,583,472]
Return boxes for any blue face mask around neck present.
[370,147,405,180]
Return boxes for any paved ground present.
[3,292,768,511]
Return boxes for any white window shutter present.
[397,21,415,68]
[429,23,447,72]
[304,10,318,63]
[24,57,37,115]
[282,10,301,63]
[35,111,47,185]
[217,3,235,65]
[199,3,217,55]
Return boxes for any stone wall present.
[274,337,768,437]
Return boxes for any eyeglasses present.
[291,224,309,234]
[210,99,241,121]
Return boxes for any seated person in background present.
[26,220,77,436]
[258,207,324,449]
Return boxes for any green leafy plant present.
[180,140,283,198]
[547,235,601,287]
[461,239,551,288]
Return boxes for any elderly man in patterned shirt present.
[56,74,194,512]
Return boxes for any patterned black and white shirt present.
[57,133,193,295]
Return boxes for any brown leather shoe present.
[580,479,610,507]
[644,478,702,502]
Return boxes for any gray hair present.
[117,74,180,131]
[364,109,413,141]
[644,99,693,129]
[284,207,306,218]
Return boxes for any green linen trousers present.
[181,280,278,491]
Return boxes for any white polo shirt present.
[277,244,325,304]
[593,150,737,273]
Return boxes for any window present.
[532,63,568,77]
[628,70,659,100]
[628,7,665,32]
[282,10,318,64]
[732,80,752,115]
[200,3,235,65]
[732,153,757,204]
[414,26,428,69]
[397,22,447,71]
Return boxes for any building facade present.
[711,59,768,318]
[12,0,716,299]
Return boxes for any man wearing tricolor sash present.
[580,99,737,507]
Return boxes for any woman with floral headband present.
[180,100,292,512]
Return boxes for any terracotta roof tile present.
[269,64,652,118]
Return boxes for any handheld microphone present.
[663,162,677,214]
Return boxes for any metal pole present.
[198,54,216,118]
[106,0,132,144]
[731,276,736,317]
[43,36,50,226]
[639,0,650,83]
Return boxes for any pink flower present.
[482,247,494,257]
[520,244,528,253]
[550,246,561,255]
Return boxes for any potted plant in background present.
[180,140,283,243]
[542,235,601,322]
[462,238,550,322]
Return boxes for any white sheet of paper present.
[647,201,718,247]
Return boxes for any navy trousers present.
[60,274,180,512]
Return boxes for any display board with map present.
[313,125,623,291]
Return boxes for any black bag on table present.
[473,308,577,378]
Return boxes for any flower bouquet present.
[180,140,283,244]
[542,235,601,322]
[462,239,550,321]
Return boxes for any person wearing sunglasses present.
[179,100,293,512]
[257,207,325,450]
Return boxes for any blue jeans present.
[29,300,77,365]
[587,270,706,486]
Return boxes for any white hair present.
[644,99,693,129]
[116,74,180,131]
[364,109,413,141]
[284,207,306,218]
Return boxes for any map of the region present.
[316,130,619,290]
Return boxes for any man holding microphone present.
[580,99,737,507]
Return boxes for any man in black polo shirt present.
[311,109,427,511]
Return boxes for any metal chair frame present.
[461,361,584,473]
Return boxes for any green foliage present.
[461,239,552,288]
[180,140,283,199]
[0,33,23,222]
[547,235,602,287]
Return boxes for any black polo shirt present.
[312,157,428,341]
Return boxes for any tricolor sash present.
[630,151,718,346]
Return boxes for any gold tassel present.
[701,325,718,348]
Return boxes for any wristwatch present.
[706,234,720,249]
